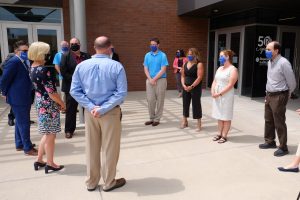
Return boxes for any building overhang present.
[178,0,300,18]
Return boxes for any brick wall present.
[63,0,208,91]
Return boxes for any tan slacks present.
[146,78,167,122]
[84,107,121,190]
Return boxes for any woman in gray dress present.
[211,50,238,143]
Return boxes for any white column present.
[71,0,87,123]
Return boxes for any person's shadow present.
[109,177,185,196]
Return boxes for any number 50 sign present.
[257,36,272,47]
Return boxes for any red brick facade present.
[63,0,208,91]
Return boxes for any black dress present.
[182,62,202,119]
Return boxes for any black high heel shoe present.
[45,165,64,174]
[34,162,46,171]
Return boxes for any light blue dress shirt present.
[143,50,169,78]
[70,54,127,115]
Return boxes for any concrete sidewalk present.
[0,90,299,200]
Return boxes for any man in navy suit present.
[0,40,37,156]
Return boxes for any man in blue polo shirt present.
[143,38,169,126]
[53,40,69,105]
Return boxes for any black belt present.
[266,90,289,96]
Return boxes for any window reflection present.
[0,6,61,23]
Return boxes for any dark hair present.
[13,40,28,50]
[150,38,160,44]
[220,49,235,64]
[273,41,281,54]
[177,49,185,57]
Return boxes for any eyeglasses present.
[70,43,79,45]
[19,49,28,52]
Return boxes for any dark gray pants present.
[264,91,289,150]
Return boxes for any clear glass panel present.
[230,32,240,89]
[0,6,61,23]
[7,28,28,53]
[37,29,58,65]
[217,34,226,66]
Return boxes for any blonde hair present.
[28,42,50,61]
[187,48,201,62]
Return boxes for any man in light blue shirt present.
[143,38,169,126]
[70,36,127,192]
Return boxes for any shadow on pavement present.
[229,135,263,144]
[111,177,185,196]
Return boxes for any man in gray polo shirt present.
[259,41,296,157]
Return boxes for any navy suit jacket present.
[0,56,32,106]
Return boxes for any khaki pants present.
[146,78,167,122]
[84,107,121,190]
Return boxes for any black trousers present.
[182,86,202,119]
[8,108,15,120]
[65,93,78,133]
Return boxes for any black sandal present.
[213,135,222,141]
[218,137,227,143]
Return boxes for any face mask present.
[20,51,28,61]
[187,55,194,61]
[70,44,80,51]
[44,54,51,62]
[150,45,158,52]
[176,52,181,58]
[61,47,69,53]
[265,50,272,59]
[111,48,115,53]
[219,55,227,65]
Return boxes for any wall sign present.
[255,35,272,66]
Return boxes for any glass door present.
[33,25,62,66]
[279,27,300,91]
[230,32,241,89]
[1,23,32,58]
[214,28,244,93]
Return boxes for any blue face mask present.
[20,51,28,61]
[150,45,158,52]
[265,50,272,59]
[61,47,69,52]
[219,55,227,65]
[187,55,194,61]
[176,52,181,58]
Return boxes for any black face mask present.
[44,54,51,62]
[70,44,80,51]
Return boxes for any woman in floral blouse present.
[29,42,65,174]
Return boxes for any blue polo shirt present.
[143,50,169,78]
[53,51,63,66]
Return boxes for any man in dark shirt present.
[60,37,91,139]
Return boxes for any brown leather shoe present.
[65,132,73,139]
[17,144,36,151]
[152,121,160,126]
[25,148,38,156]
[144,121,153,125]
[103,178,126,192]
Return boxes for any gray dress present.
[212,65,236,120]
